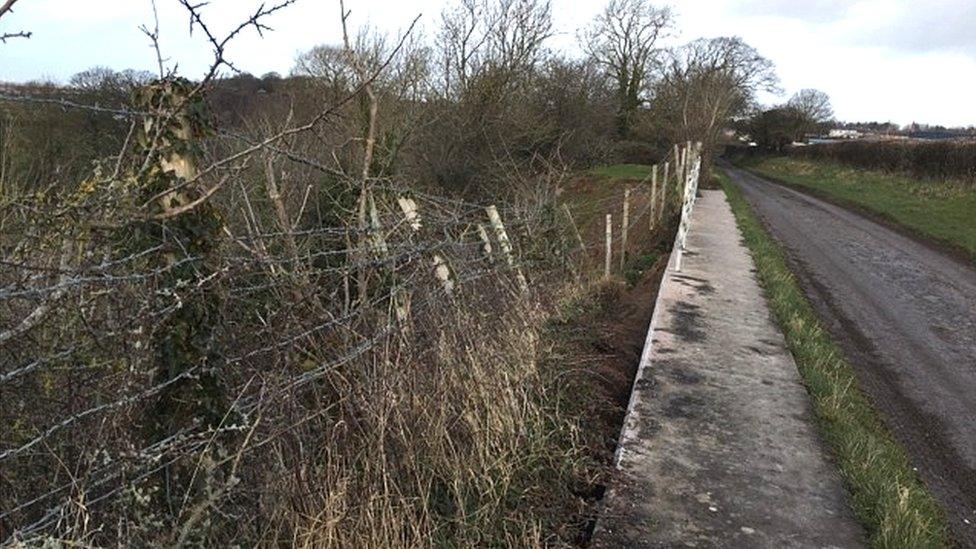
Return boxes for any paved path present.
[594,190,865,548]
[727,167,976,546]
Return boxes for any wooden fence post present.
[660,161,670,223]
[620,188,630,271]
[394,197,421,322]
[562,204,586,253]
[486,205,529,293]
[673,143,681,186]
[604,214,612,278]
[397,196,421,231]
[476,222,493,258]
[432,254,455,295]
[682,143,690,190]
[650,165,658,231]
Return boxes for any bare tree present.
[654,36,779,174]
[292,45,355,89]
[788,88,833,134]
[582,0,672,137]
[486,0,553,75]
[437,0,491,97]
[437,0,551,98]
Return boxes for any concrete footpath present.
[593,190,866,548]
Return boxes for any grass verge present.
[588,163,654,181]
[733,156,976,261]
[717,169,952,548]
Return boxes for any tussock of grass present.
[736,156,976,260]
[718,170,951,548]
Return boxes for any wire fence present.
[0,76,702,544]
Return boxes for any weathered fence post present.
[660,161,670,222]
[650,164,658,231]
[476,222,493,258]
[397,196,421,231]
[562,204,586,253]
[486,205,529,293]
[620,188,630,271]
[432,254,455,295]
[394,196,424,322]
[134,78,232,513]
[682,142,691,189]
[604,213,612,278]
[673,143,681,186]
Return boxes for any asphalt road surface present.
[726,165,976,546]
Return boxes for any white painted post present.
[486,205,529,293]
[432,254,454,295]
[660,161,670,222]
[394,196,424,324]
[650,165,658,231]
[397,196,421,231]
[674,154,703,274]
[673,143,681,186]
[476,222,493,258]
[604,214,612,278]
[621,188,630,271]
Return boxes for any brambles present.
[0,0,749,544]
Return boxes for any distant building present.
[828,129,861,139]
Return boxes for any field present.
[588,163,655,181]
[735,155,976,261]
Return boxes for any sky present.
[0,0,974,127]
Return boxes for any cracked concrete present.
[593,190,865,548]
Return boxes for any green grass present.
[588,163,654,181]
[735,156,976,261]
[623,250,662,286]
[717,169,951,548]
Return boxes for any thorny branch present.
[0,0,31,42]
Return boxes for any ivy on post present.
[131,79,232,517]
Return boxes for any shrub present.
[790,140,976,184]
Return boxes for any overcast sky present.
[1,0,974,126]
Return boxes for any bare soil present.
[551,173,674,544]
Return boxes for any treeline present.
[790,140,976,184]
[2,0,779,200]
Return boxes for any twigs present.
[0,0,30,42]
[0,2,624,546]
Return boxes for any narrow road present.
[726,166,976,545]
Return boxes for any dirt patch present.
[545,252,669,544]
